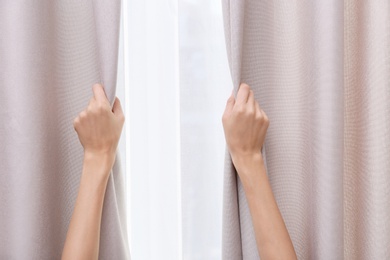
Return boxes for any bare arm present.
[222,83,296,260]
[62,84,125,260]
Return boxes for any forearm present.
[62,152,112,260]
[233,153,297,260]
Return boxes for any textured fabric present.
[0,1,129,259]
[222,1,390,259]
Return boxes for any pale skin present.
[222,83,297,259]
[62,82,295,259]
[62,84,125,260]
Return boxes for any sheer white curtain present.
[116,0,231,259]
[179,1,232,259]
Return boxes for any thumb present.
[224,90,235,115]
[112,97,124,117]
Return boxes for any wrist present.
[231,152,266,187]
[84,149,115,164]
[231,151,263,170]
[83,150,115,179]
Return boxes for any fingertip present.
[236,83,251,103]
[239,83,250,91]
[92,83,109,103]
[224,92,235,116]
[113,96,124,115]
[227,92,235,102]
[113,97,121,107]
[73,116,79,128]
[92,83,103,91]
[92,83,102,96]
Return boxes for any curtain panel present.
[222,0,390,259]
[0,1,129,259]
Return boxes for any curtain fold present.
[0,1,129,259]
[222,0,390,259]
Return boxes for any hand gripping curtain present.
[222,0,390,259]
[0,1,130,259]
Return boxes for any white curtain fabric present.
[125,0,182,259]
[179,1,232,259]
[222,0,390,259]
[0,1,129,259]
[124,0,231,259]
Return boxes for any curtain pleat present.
[0,1,129,259]
[344,1,390,258]
[222,0,390,259]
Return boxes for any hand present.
[73,84,125,168]
[222,83,269,166]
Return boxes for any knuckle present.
[262,111,269,122]
[222,113,228,123]
[119,114,125,123]
[97,103,105,111]
[255,113,262,121]
[265,118,270,126]
[73,117,80,128]
[246,111,253,118]
[240,83,250,90]
[247,108,255,116]
[80,111,87,118]
[86,106,93,114]
[236,106,245,115]
[97,103,108,113]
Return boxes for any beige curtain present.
[222,0,390,259]
[0,1,129,259]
